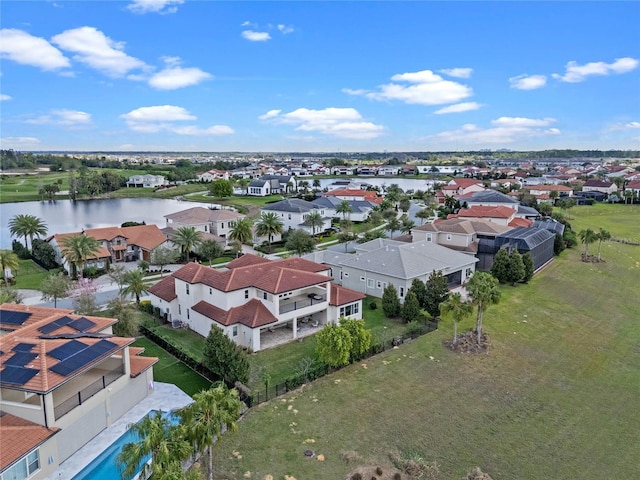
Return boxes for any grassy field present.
[133,337,212,397]
[212,205,640,480]
[564,202,640,243]
[9,259,62,290]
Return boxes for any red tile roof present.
[192,299,278,328]
[129,355,158,378]
[148,276,177,302]
[449,178,485,188]
[226,253,272,269]
[330,284,366,306]
[508,218,534,228]
[457,205,516,219]
[172,260,331,294]
[0,413,59,470]
[324,189,382,204]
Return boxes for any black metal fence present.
[54,365,124,420]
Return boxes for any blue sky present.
[1,1,639,152]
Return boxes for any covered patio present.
[259,313,325,350]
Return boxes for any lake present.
[0,178,434,249]
[0,197,213,249]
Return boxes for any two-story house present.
[261,199,332,235]
[196,169,231,182]
[147,255,365,352]
[47,225,169,274]
[582,179,617,195]
[164,207,246,246]
[0,304,157,479]
[310,196,378,222]
[126,174,167,188]
[247,175,296,196]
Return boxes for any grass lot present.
[212,205,640,480]
[10,259,62,290]
[133,337,212,397]
[564,202,640,244]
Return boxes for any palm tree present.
[255,212,284,253]
[178,385,243,480]
[387,217,402,239]
[578,228,598,257]
[8,214,48,251]
[415,208,432,225]
[303,210,324,236]
[466,271,501,344]
[595,228,611,260]
[440,292,473,346]
[229,218,254,254]
[336,200,353,221]
[173,226,203,262]
[121,269,149,304]
[0,250,20,282]
[400,214,415,234]
[117,410,192,480]
[61,234,102,278]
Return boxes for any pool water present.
[72,410,177,480]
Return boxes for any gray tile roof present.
[347,239,477,279]
[262,198,321,213]
[311,196,377,213]
[466,190,519,204]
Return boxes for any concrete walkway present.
[45,382,193,480]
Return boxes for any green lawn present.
[0,172,70,203]
[563,202,640,243]
[144,323,208,362]
[212,205,640,480]
[133,337,212,397]
[10,259,62,290]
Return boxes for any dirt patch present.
[581,254,605,263]
[444,330,492,354]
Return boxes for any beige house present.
[164,207,246,245]
[0,304,157,479]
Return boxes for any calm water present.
[0,198,213,249]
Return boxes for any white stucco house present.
[164,207,246,246]
[147,255,365,352]
[126,174,167,188]
[0,304,157,480]
[260,198,332,235]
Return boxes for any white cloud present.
[258,109,282,120]
[0,94,12,101]
[52,26,148,78]
[25,109,92,126]
[349,69,473,106]
[172,125,235,136]
[342,88,368,96]
[148,62,212,90]
[0,28,70,71]
[277,24,294,34]
[431,117,560,145]
[242,30,271,42]
[626,121,640,129]
[121,105,233,136]
[439,68,473,79]
[1,137,41,147]
[509,74,547,90]
[127,0,183,14]
[552,57,639,83]
[260,107,384,139]
[434,102,483,115]
[492,117,556,127]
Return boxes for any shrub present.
[82,266,106,278]
[382,284,401,317]
[12,240,31,259]
[369,301,377,310]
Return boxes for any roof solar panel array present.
[12,343,36,352]
[0,310,33,326]
[48,340,87,361]
[38,316,74,334]
[49,339,118,376]
[1,366,39,386]
[4,352,37,367]
[69,317,96,332]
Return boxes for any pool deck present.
[45,382,193,480]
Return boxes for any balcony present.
[53,365,124,420]
[279,292,326,314]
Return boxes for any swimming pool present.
[71,410,177,480]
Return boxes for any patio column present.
[293,317,298,339]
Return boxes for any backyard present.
[209,204,640,479]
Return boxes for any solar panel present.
[1,366,39,386]
[69,317,96,332]
[4,353,37,367]
[12,343,36,352]
[49,339,118,376]
[0,310,33,326]
[38,316,74,334]
[48,340,87,361]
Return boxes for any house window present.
[3,449,40,480]
[367,279,374,288]
[187,309,190,319]
[209,288,212,295]
[263,291,268,300]
[339,303,359,317]
[466,268,473,277]
[360,276,365,281]
[221,223,224,229]
[399,287,405,298]
[233,326,238,337]
[245,290,249,299]
[288,214,292,220]
[427,233,432,242]
[377,281,382,289]
[186,284,190,294]
[382,282,388,290]
[343,273,349,277]
[446,234,452,241]
[178,304,181,315]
